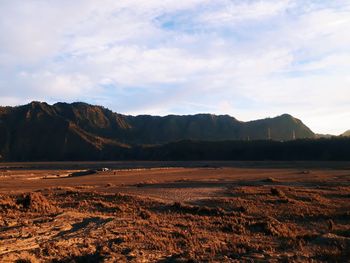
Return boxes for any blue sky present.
[1,0,350,134]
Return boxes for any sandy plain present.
[0,162,350,262]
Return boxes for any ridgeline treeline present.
[2,137,350,161]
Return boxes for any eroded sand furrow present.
[0,212,115,256]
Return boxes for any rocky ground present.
[0,166,350,262]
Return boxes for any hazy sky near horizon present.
[1,1,350,134]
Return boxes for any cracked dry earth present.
[0,167,350,262]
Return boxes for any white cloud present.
[0,0,350,134]
[199,0,293,24]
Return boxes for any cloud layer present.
[1,0,350,134]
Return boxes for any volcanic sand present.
[1,164,350,262]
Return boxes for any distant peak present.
[29,101,46,106]
[342,130,350,136]
[280,113,293,118]
[275,113,295,119]
[25,101,50,111]
[274,113,299,122]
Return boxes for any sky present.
[1,0,350,135]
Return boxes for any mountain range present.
[0,101,316,161]
[342,130,350,137]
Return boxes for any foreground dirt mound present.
[170,202,227,216]
[249,216,296,238]
[0,195,18,212]
[16,192,60,214]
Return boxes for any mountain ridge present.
[0,101,316,161]
[342,130,350,137]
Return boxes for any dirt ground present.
[0,163,350,262]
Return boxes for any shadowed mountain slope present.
[123,113,314,143]
[0,101,315,160]
[0,102,129,161]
